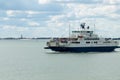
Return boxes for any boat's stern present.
[44,38,70,50]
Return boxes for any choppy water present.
[0,40,120,80]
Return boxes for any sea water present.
[0,40,120,80]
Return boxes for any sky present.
[0,0,120,38]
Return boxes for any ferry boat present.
[44,23,120,52]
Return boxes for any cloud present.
[0,24,30,37]
[0,0,64,12]
[1,25,28,33]
[38,0,50,4]
[62,3,120,22]
[2,25,16,30]
[27,21,40,27]
[0,0,120,37]
[49,14,65,22]
[0,0,38,10]
[2,17,10,21]
[103,0,120,4]
[6,10,15,16]
[54,0,102,4]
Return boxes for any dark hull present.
[45,46,119,52]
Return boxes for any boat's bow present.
[44,47,50,49]
[116,46,120,48]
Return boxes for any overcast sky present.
[0,0,120,38]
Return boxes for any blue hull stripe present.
[48,46,117,52]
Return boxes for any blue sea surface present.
[0,40,120,80]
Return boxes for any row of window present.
[86,41,98,44]
[84,38,99,40]
[71,41,98,44]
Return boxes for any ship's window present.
[61,41,68,43]
[87,31,90,33]
[103,41,111,43]
[86,42,90,44]
[72,42,80,44]
[94,41,98,44]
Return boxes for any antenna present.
[80,23,85,29]
[94,24,95,28]
[93,18,96,33]
[69,24,71,39]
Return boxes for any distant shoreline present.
[0,37,51,40]
[0,37,120,40]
